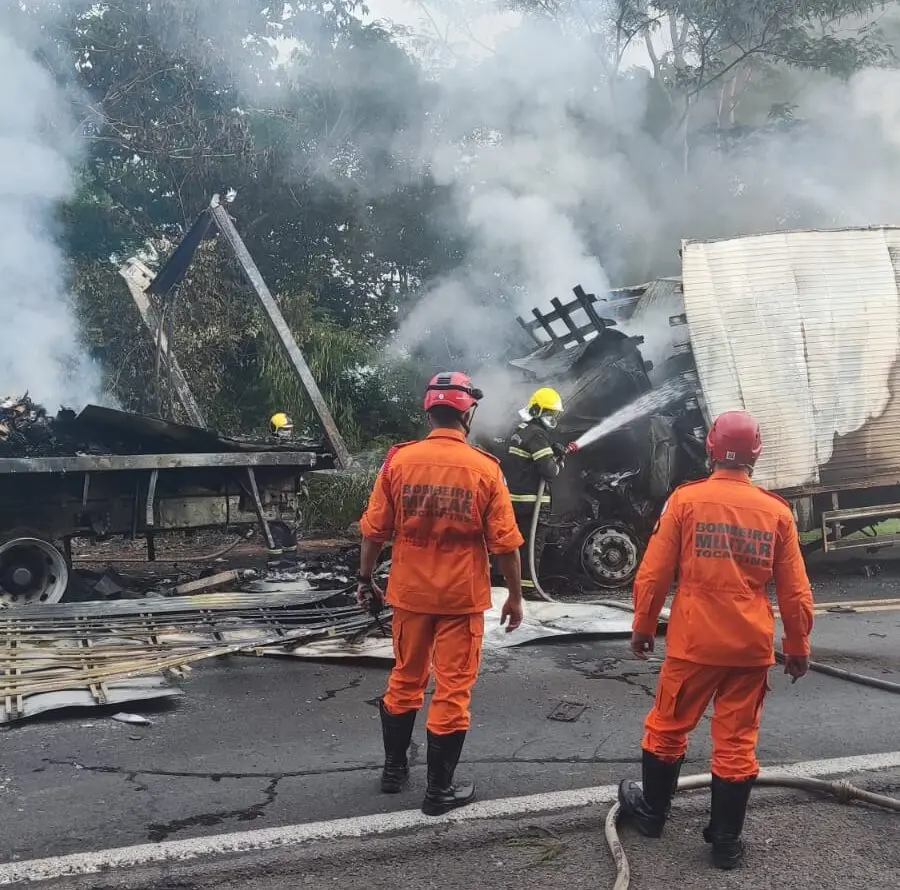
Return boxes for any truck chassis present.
[0,450,323,605]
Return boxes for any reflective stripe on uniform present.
[531,447,554,461]
[509,493,551,504]
[521,579,535,588]
[508,446,532,460]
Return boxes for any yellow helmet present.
[270,412,294,435]
[526,387,564,429]
[528,387,563,414]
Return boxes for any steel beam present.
[209,199,353,469]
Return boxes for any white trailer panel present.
[681,227,900,492]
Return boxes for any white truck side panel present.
[681,228,900,491]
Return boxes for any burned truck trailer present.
[0,404,333,606]
[666,226,900,555]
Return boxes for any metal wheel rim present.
[0,537,68,606]
[581,526,640,587]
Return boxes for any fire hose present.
[527,478,555,602]
[604,773,900,890]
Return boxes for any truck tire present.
[579,521,643,590]
[0,527,70,606]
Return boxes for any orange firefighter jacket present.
[633,468,814,667]
[359,428,524,615]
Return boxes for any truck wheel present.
[0,529,69,606]
[580,521,643,589]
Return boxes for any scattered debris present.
[271,590,665,662]
[168,569,258,596]
[0,587,372,724]
[111,712,152,726]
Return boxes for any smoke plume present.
[387,4,900,397]
[0,6,104,410]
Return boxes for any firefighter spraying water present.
[499,388,577,601]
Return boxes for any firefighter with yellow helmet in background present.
[270,412,294,439]
[500,387,578,600]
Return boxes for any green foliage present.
[72,239,423,444]
[299,469,379,531]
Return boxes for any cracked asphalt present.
[2,565,899,886]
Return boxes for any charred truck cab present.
[476,284,705,591]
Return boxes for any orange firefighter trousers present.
[383,607,485,735]
[642,657,770,781]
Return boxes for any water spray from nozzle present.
[573,377,692,451]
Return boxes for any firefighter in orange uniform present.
[358,371,525,816]
[617,409,814,870]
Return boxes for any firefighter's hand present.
[500,595,523,633]
[783,654,809,683]
[356,577,384,615]
[630,632,655,659]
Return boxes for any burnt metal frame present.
[208,197,352,470]
[0,452,319,563]
[821,494,900,552]
[0,451,321,475]
[515,284,625,347]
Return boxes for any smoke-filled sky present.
[0,6,104,410]
[372,1,900,374]
[6,0,900,415]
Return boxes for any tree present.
[28,0,452,443]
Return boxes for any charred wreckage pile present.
[0,394,85,458]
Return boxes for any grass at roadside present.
[300,469,377,532]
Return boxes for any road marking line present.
[2,750,900,884]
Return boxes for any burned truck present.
[0,398,334,606]
[489,225,900,591]
[475,283,707,590]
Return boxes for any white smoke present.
[0,9,104,410]
[385,3,900,381]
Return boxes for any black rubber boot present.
[379,699,416,794]
[702,775,754,870]
[421,730,475,816]
[617,750,683,838]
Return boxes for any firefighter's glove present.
[551,442,567,468]
[356,577,385,617]
[630,632,655,660]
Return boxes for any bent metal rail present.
[0,451,324,474]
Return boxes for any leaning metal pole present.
[208,196,353,470]
[119,260,208,428]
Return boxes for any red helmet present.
[423,371,483,413]
[705,410,762,467]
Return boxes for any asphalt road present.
[2,567,899,882]
[47,773,899,890]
